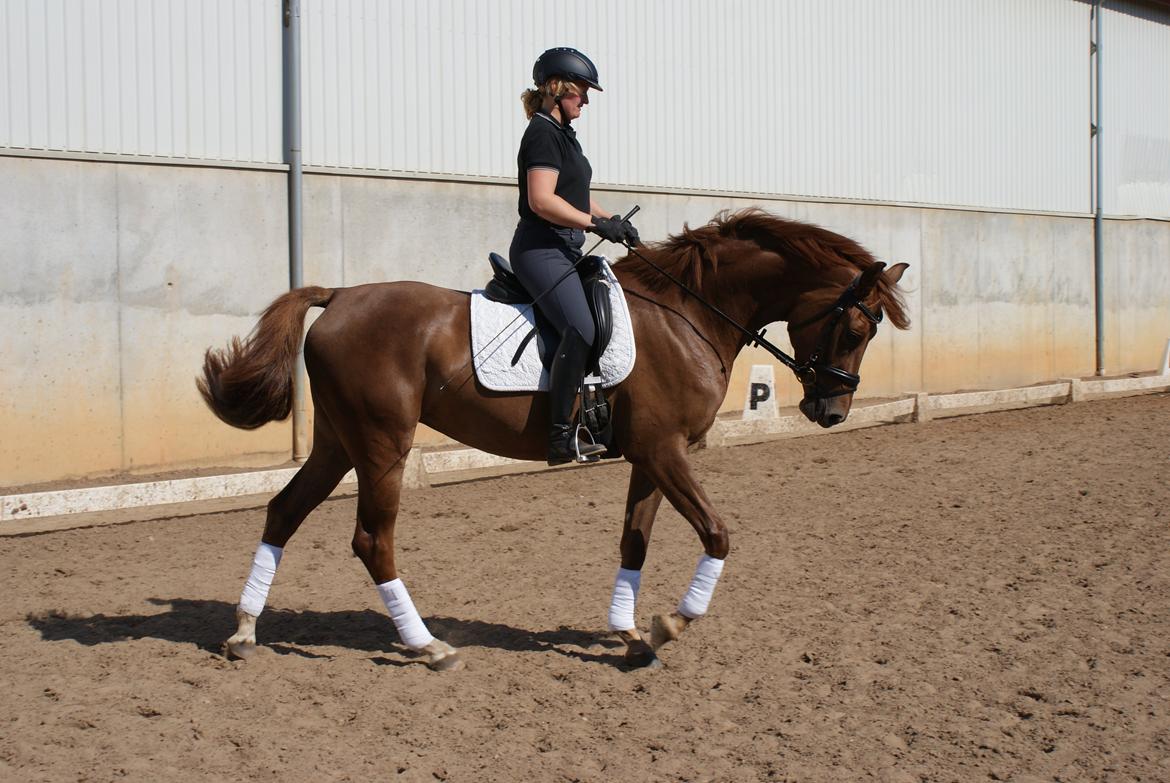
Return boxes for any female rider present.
[511,47,640,466]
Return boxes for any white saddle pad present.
[470,258,636,392]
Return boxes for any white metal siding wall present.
[1103,2,1170,216]
[4,1,1169,218]
[301,0,1092,214]
[0,0,282,163]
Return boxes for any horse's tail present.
[197,286,335,430]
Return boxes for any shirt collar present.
[535,110,575,136]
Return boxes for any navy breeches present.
[508,220,596,347]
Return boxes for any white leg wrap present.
[607,567,641,631]
[376,578,435,650]
[677,554,725,619]
[239,542,283,617]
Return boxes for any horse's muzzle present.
[800,395,849,428]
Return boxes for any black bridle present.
[783,274,884,398]
[622,242,884,399]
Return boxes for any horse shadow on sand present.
[25,598,629,668]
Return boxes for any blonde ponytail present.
[521,88,544,119]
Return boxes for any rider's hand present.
[621,219,641,247]
[590,214,640,246]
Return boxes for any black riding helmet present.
[532,47,603,91]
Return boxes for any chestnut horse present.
[199,208,909,670]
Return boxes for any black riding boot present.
[547,327,607,466]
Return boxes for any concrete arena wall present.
[2,155,1168,488]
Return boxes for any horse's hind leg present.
[225,415,352,660]
[350,443,463,672]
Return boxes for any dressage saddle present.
[482,252,615,450]
[483,252,615,364]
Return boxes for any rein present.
[620,238,883,399]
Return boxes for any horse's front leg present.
[635,443,730,652]
[609,465,664,668]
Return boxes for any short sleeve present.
[519,125,563,172]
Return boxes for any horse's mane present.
[617,208,909,328]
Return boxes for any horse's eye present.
[841,330,865,351]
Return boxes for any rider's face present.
[561,85,589,120]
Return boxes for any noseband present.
[784,274,884,399]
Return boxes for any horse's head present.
[613,209,911,426]
[788,261,909,428]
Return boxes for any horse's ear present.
[884,262,909,286]
[857,262,886,297]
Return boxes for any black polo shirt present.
[516,111,592,225]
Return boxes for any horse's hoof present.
[427,651,464,672]
[224,639,256,660]
[650,613,689,650]
[624,649,663,670]
[420,640,464,672]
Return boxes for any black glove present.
[590,214,640,246]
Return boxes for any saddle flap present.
[581,255,614,369]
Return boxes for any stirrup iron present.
[572,424,604,464]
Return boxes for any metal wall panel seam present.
[76,1,90,151]
[155,2,169,157]
[306,0,320,169]
[183,2,195,159]
[103,3,117,153]
[316,1,328,167]
[238,1,249,162]
[39,1,52,148]
[215,0,227,159]
[25,0,43,148]
[393,1,407,173]
[341,0,351,169]
[154,0,167,157]
[353,0,365,170]
[1,2,8,145]
[12,0,25,145]
[55,0,70,150]
[149,0,160,156]
[375,0,386,172]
